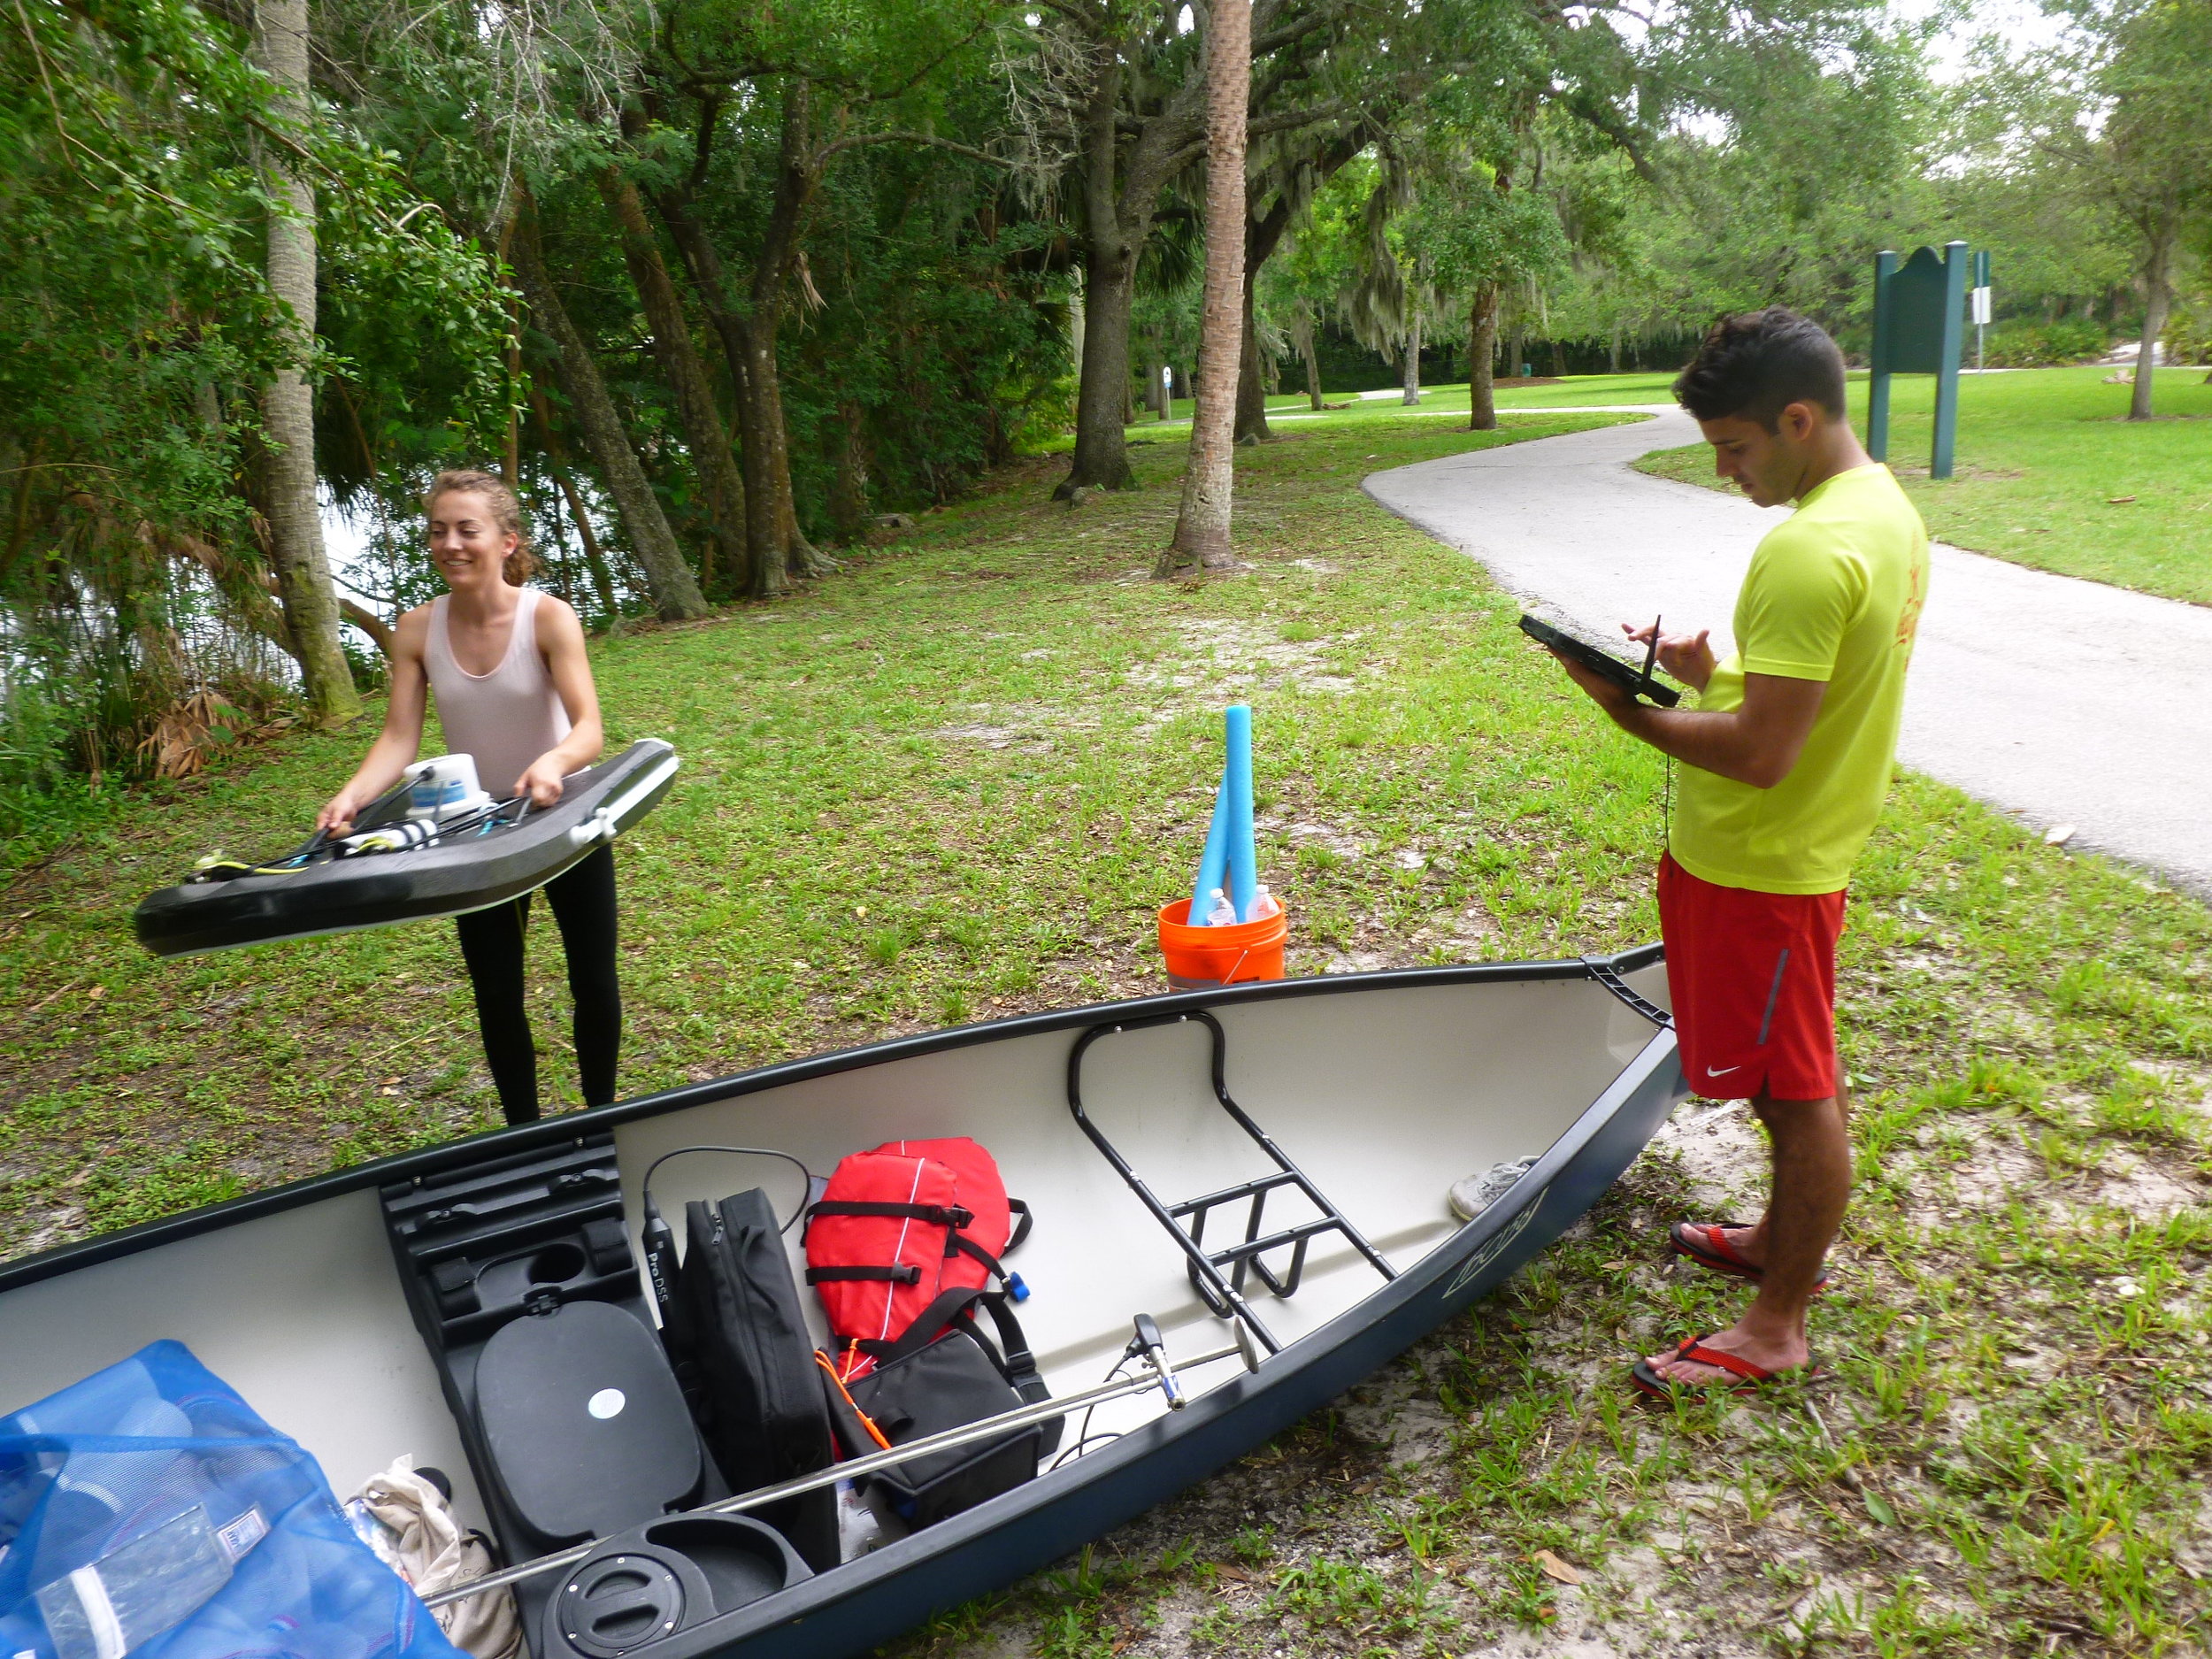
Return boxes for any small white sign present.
[1970,286,1992,326]
[587,1388,626,1420]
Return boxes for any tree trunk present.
[643,182,780,599]
[2130,218,2175,422]
[1149,358,1169,418]
[1061,51,1141,496]
[1608,322,1622,375]
[250,0,360,726]
[1233,257,1271,442]
[1064,238,1140,494]
[598,167,750,596]
[1468,283,1499,431]
[827,401,870,542]
[1401,311,1422,404]
[1159,0,1251,577]
[529,386,620,623]
[1291,312,1322,409]
[1507,320,1525,381]
[739,87,830,587]
[507,201,706,622]
[643,96,826,596]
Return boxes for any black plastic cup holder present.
[540,1514,813,1659]
[527,1241,589,1284]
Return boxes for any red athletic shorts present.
[1657,852,1847,1102]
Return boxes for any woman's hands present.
[514,753,570,810]
[316,786,373,838]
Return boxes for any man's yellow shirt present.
[1670,463,1930,895]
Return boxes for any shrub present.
[1980,319,2110,368]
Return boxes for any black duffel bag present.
[818,1287,1062,1529]
[663,1187,840,1571]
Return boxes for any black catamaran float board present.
[132,739,680,958]
[0,953,1686,1659]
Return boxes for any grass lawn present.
[1638,365,2212,605]
[8,410,2212,1653]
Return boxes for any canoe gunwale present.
[0,946,1666,1297]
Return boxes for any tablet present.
[1517,614,1682,707]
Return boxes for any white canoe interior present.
[0,964,1670,1551]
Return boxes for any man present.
[1550,308,1928,1394]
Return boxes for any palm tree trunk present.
[1159,0,1251,577]
[251,0,360,726]
[508,199,706,622]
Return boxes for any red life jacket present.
[804,1138,1033,1381]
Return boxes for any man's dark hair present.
[1672,308,1847,430]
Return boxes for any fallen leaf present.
[2107,495,2137,504]
[87,986,106,1001]
[2044,824,2076,847]
[1215,1563,1254,1583]
[1531,1549,1583,1586]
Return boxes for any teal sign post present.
[1868,240,1972,480]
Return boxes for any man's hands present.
[1537,618,1826,791]
[1621,620,1716,694]
[1549,650,1636,713]
[515,754,569,810]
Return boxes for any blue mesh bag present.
[0,1342,463,1659]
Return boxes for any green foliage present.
[1979,318,2109,368]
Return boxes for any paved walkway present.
[1365,407,2212,896]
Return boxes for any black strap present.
[809,1201,974,1228]
[851,1286,1064,1455]
[806,1263,921,1285]
[949,1235,1007,1279]
[857,1286,992,1366]
[1005,1199,1033,1254]
[973,1294,1061,1456]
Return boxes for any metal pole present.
[423,1340,1248,1609]
[1932,241,1969,480]
[1868,250,1897,462]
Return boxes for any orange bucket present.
[1156,899,1288,990]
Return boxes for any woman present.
[317,469,617,1125]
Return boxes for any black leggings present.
[453,846,621,1125]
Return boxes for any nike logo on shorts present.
[1707,1064,1741,1077]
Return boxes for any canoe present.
[132,740,680,958]
[0,949,1684,1659]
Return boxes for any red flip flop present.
[1630,1334,1820,1399]
[1668,1220,1831,1294]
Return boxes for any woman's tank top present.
[423,588,572,795]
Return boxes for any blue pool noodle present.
[1190,761,1231,923]
[1224,705,1256,922]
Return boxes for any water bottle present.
[1246,884,1280,921]
[1202,887,1237,926]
